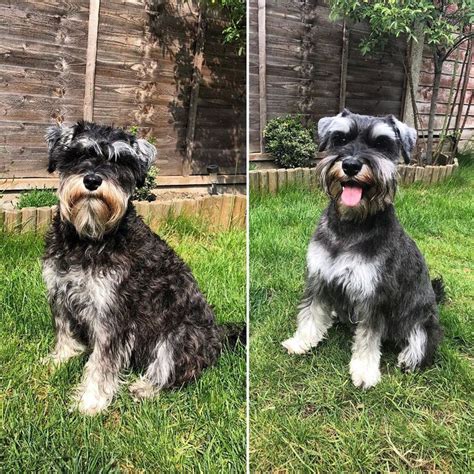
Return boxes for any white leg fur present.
[72,351,120,416]
[42,322,86,366]
[282,300,334,354]
[397,325,427,371]
[129,339,173,400]
[350,325,382,389]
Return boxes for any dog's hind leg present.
[129,339,174,401]
[282,297,334,355]
[350,324,382,389]
[398,319,443,371]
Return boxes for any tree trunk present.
[426,52,443,164]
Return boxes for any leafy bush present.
[263,115,317,169]
[17,189,58,209]
[133,165,159,202]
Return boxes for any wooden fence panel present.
[0,0,245,181]
[249,0,473,157]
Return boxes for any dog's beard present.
[317,154,397,221]
[58,175,128,239]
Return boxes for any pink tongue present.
[341,185,363,207]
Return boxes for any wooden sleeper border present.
[250,160,459,193]
[0,194,246,235]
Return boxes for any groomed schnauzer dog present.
[42,121,243,415]
[282,109,443,389]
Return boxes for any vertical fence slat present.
[339,20,349,111]
[277,169,287,191]
[36,207,52,233]
[21,207,37,233]
[83,0,101,121]
[183,6,207,176]
[218,194,236,231]
[4,210,20,233]
[258,0,267,153]
[268,170,277,193]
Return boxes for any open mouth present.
[340,181,364,207]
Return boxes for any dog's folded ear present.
[389,116,417,164]
[45,124,74,173]
[134,139,157,187]
[317,116,334,152]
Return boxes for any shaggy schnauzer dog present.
[42,121,242,415]
[282,109,443,389]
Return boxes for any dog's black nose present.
[83,174,103,191]
[342,158,362,177]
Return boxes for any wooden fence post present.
[258,0,267,153]
[183,6,207,176]
[83,0,101,121]
[339,20,349,111]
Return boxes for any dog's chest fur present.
[307,241,380,301]
[42,258,123,327]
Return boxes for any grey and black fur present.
[282,109,443,389]
[42,121,244,415]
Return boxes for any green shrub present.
[133,165,159,202]
[17,189,58,209]
[263,115,317,169]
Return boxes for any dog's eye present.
[332,132,348,147]
[374,136,391,149]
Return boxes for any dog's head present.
[316,109,417,221]
[46,121,156,240]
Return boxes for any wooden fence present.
[0,194,246,234]
[250,0,474,159]
[0,0,245,189]
[249,160,459,193]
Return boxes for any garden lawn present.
[250,161,473,472]
[0,218,246,472]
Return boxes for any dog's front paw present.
[129,378,158,401]
[282,337,312,354]
[41,352,66,368]
[72,389,111,416]
[350,358,381,389]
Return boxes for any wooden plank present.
[134,201,149,224]
[1,174,246,191]
[422,165,433,184]
[258,0,267,153]
[180,198,200,219]
[4,209,20,233]
[339,20,349,110]
[414,166,424,182]
[200,195,222,231]
[36,206,52,233]
[183,6,206,176]
[267,170,278,193]
[84,0,101,121]
[231,195,246,229]
[277,169,287,191]
[21,207,37,233]
[259,170,269,192]
[303,168,311,189]
[147,201,171,231]
[218,194,235,231]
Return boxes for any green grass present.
[0,218,245,472]
[17,189,58,209]
[250,162,474,472]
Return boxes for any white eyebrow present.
[76,137,102,155]
[328,116,352,134]
[371,122,396,140]
[108,141,137,160]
